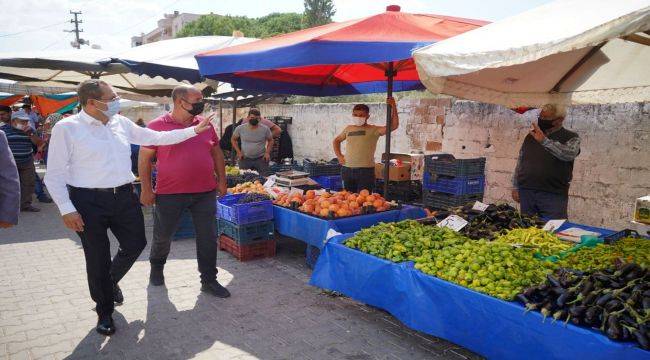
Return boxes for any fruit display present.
[273,189,394,219]
[237,193,271,204]
[494,228,572,257]
[227,172,266,187]
[226,165,240,176]
[345,220,466,262]
[441,203,545,240]
[229,181,267,195]
[517,264,649,349]
[557,237,650,271]
[415,240,557,300]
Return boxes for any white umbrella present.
[413,0,650,107]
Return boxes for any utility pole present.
[65,11,83,49]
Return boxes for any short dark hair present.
[77,79,109,107]
[353,104,369,113]
[22,104,31,109]
[0,105,11,113]
[248,108,261,116]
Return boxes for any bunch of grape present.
[237,193,271,204]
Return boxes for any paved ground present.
[1,177,480,359]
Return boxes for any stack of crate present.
[216,193,275,261]
[422,154,486,209]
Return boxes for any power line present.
[0,21,67,38]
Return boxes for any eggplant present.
[605,299,623,312]
[643,297,650,310]
[569,305,587,318]
[582,292,599,306]
[617,263,638,278]
[632,330,650,350]
[605,316,622,340]
[580,280,594,296]
[557,291,572,307]
[547,274,562,288]
[515,293,530,304]
[596,293,614,307]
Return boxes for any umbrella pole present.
[231,88,238,163]
[383,62,395,198]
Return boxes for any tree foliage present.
[176,13,303,39]
[302,0,336,28]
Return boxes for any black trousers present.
[69,185,147,317]
[150,190,217,284]
[341,166,376,193]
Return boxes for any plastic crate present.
[603,229,646,244]
[218,235,276,261]
[422,191,484,210]
[425,154,486,177]
[306,245,321,269]
[217,218,274,244]
[217,193,273,225]
[312,175,343,191]
[422,172,485,195]
[303,159,341,177]
[375,180,422,203]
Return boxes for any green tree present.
[302,0,336,28]
[176,13,303,39]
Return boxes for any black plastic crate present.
[422,190,483,210]
[270,161,301,174]
[425,154,486,177]
[375,180,422,203]
[303,159,341,177]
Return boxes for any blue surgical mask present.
[98,99,120,118]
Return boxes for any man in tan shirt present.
[333,97,399,193]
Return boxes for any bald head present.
[172,85,201,102]
[171,85,205,120]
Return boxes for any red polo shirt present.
[145,113,218,194]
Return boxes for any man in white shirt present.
[45,80,213,336]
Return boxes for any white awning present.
[413,0,650,107]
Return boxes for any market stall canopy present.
[0,48,200,99]
[413,0,650,107]
[195,6,488,96]
[103,35,258,86]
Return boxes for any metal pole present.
[231,88,238,163]
[219,98,223,137]
[383,62,395,198]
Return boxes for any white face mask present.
[97,98,121,118]
[351,115,366,126]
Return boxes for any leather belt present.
[68,183,132,194]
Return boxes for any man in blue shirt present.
[0,109,43,212]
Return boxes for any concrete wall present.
[221,100,649,229]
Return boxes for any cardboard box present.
[375,153,412,181]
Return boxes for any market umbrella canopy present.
[104,35,258,86]
[413,0,650,107]
[195,5,488,96]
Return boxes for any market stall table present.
[310,224,647,360]
[273,205,426,248]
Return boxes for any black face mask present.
[537,117,555,132]
[184,100,205,116]
[249,118,260,126]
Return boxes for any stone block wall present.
[224,99,649,229]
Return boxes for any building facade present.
[131,11,202,47]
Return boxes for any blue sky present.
[0,0,553,52]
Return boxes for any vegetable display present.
[237,193,271,204]
[517,264,649,350]
[415,240,557,300]
[345,220,465,262]
[274,189,394,218]
[557,237,650,271]
[494,228,572,257]
[226,165,240,176]
[229,181,267,195]
[436,203,545,240]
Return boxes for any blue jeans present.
[519,188,568,219]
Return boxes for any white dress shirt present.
[45,110,198,215]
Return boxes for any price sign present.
[437,215,469,232]
[263,176,275,188]
[472,201,489,212]
[542,219,566,232]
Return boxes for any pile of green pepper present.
[557,237,650,271]
[494,227,572,257]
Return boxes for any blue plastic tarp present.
[273,205,426,248]
[310,231,649,360]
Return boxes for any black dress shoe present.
[201,281,231,298]
[96,315,116,336]
[113,283,124,304]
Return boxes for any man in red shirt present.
[139,85,229,297]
